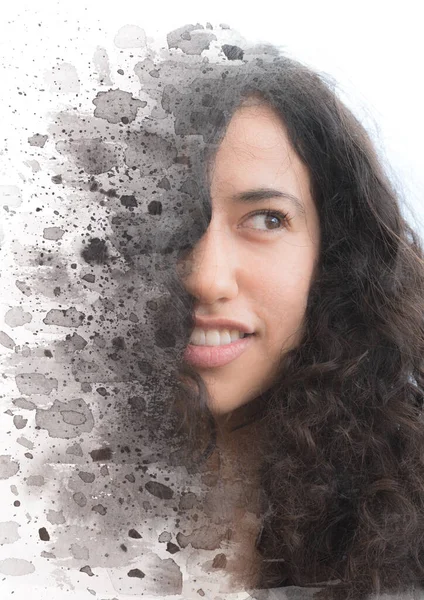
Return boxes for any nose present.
[179,224,239,305]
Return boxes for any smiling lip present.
[194,316,254,334]
[183,335,254,368]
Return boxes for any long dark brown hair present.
[161,48,424,599]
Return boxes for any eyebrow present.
[230,188,306,217]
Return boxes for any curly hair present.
[160,45,424,599]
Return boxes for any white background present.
[1,0,423,233]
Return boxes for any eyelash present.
[242,209,291,232]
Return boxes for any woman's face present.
[180,101,320,415]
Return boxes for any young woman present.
[163,46,424,599]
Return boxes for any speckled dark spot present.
[39,527,50,541]
[166,542,180,554]
[89,447,112,461]
[127,568,145,579]
[221,44,244,60]
[81,238,109,265]
[128,528,142,539]
[145,481,174,500]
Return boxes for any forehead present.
[208,103,312,204]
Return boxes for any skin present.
[180,100,321,415]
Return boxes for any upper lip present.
[193,316,255,334]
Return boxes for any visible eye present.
[241,209,291,232]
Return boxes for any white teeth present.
[189,328,247,346]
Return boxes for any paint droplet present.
[166,542,180,554]
[89,447,112,461]
[39,527,50,541]
[92,504,107,515]
[145,480,174,500]
[127,568,145,579]
[212,553,227,569]
[148,200,162,215]
[73,492,87,507]
[78,471,95,483]
[128,528,142,539]
[13,415,27,430]
[158,531,172,543]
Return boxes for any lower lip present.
[183,335,255,369]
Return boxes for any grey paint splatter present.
[114,25,146,49]
[36,398,94,438]
[0,521,21,544]
[92,47,113,86]
[56,138,121,175]
[13,398,36,410]
[70,543,89,560]
[0,330,15,349]
[0,185,22,208]
[93,90,145,124]
[4,307,32,327]
[13,415,28,429]
[43,227,65,241]
[15,373,58,395]
[28,133,48,147]
[26,475,45,486]
[0,455,19,479]
[0,558,35,576]
[45,62,80,94]
[17,436,34,450]
[43,307,85,327]
[47,509,66,525]
[15,281,32,296]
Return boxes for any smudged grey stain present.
[13,398,36,410]
[43,227,65,241]
[4,306,32,327]
[13,415,28,429]
[27,475,45,486]
[15,280,32,296]
[36,398,95,438]
[56,138,121,175]
[92,47,113,86]
[167,24,217,55]
[15,373,58,395]
[0,558,35,576]
[0,185,23,208]
[45,62,80,94]
[0,456,20,479]
[114,24,146,49]
[43,307,85,327]
[0,330,15,349]
[0,521,21,544]
[93,89,145,124]
[28,133,48,147]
